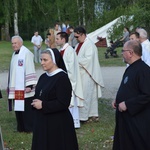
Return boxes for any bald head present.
[122,40,142,64]
[124,40,142,57]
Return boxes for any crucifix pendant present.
[39,90,42,96]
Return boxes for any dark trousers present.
[15,97,34,132]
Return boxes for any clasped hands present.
[112,100,127,112]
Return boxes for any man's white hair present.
[137,28,147,39]
[11,35,23,43]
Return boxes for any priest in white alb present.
[56,32,84,128]
[8,36,37,132]
[74,27,104,123]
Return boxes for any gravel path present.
[0,66,126,100]
[101,66,126,100]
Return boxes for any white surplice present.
[60,43,84,128]
[8,46,37,110]
[75,37,104,121]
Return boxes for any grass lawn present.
[0,91,115,150]
[0,41,126,72]
[0,41,124,149]
[0,41,42,72]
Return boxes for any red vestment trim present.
[76,42,83,55]
[60,50,65,57]
[15,90,24,100]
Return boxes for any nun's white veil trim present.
[46,48,56,64]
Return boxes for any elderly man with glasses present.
[112,40,150,150]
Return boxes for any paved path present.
[0,66,126,100]
[101,66,126,99]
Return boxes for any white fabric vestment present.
[14,46,28,111]
[75,37,104,121]
[8,46,37,99]
[60,43,84,128]
[60,43,84,107]
[141,39,150,66]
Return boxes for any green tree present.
[1,0,150,41]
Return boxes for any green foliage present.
[0,0,150,41]
[127,1,150,33]
[0,0,149,40]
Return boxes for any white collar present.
[46,68,65,76]
[60,43,69,51]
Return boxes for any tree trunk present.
[76,0,81,25]
[14,12,19,35]
[82,0,86,26]
[57,8,61,22]
[5,20,10,41]
[13,0,19,35]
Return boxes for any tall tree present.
[1,0,150,41]
[13,0,19,35]
[76,0,81,25]
[82,0,86,26]
[2,0,11,41]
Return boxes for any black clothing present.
[113,59,150,150]
[32,72,78,150]
[15,50,20,54]
[15,97,34,132]
[52,48,67,72]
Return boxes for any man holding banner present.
[8,36,37,132]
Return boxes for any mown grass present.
[0,91,115,150]
[0,41,43,72]
[0,41,124,149]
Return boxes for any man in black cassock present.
[112,40,150,150]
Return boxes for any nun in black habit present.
[31,48,78,150]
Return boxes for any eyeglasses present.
[74,36,80,39]
[121,49,131,53]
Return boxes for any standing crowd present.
[0,24,104,150]
[1,23,150,150]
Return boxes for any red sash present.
[76,42,83,55]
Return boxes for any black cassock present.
[113,59,150,150]
[31,71,78,150]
